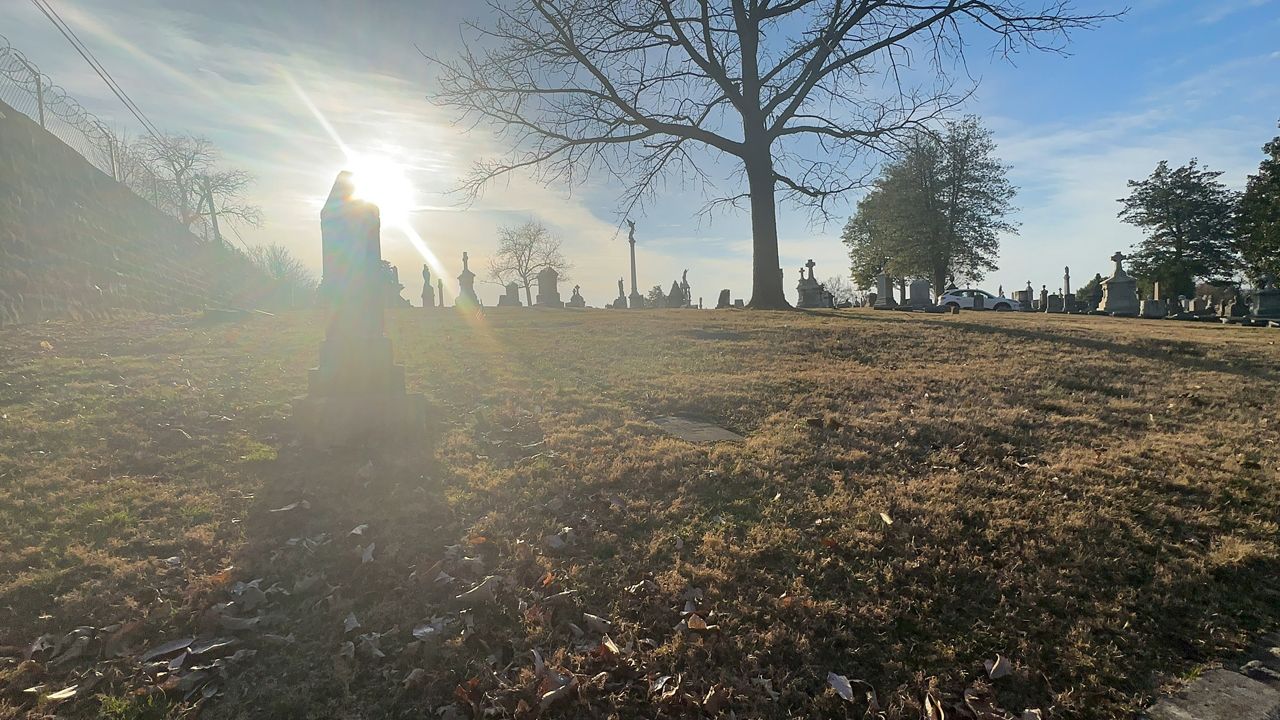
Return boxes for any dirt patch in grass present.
[1,308,1278,719]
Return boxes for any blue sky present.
[2,0,1277,305]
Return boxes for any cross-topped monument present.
[626,219,644,309]
[804,258,816,281]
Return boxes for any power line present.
[28,0,163,141]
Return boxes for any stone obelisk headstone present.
[295,172,425,447]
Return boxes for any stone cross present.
[1111,252,1126,271]
[805,258,816,281]
[462,252,470,272]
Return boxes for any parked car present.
[938,288,1021,311]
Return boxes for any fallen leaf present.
[984,654,1013,680]
[349,524,368,536]
[879,512,894,526]
[703,684,731,713]
[140,637,194,663]
[453,575,502,607]
[45,685,78,701]
[827,672,855,702]
[583,613,613,634]
[360,543,376,564]
[344,612,361,633]
[404,668,427,689]
[269,500,310,513]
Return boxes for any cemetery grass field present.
[1,308,1278,720]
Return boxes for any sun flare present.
[346,154,416,224]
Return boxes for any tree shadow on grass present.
[915,318,1280,382]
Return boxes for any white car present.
[938,288,1021,311]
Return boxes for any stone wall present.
[0,99,266,326]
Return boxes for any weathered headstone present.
[456,252,481,308]
[872,271,897,309]
[437,279,444,308]
[908,278,934,309]
[420,264,435,309]
[716,289,731,309]
[566,284,586,308]
[1100,251,1140,316]
[1039,285,1048,312]
[733,299,744,309]
[1253,274,1280,319]
[497,281,522,307]
[294,172,425,447]
[1140,299,1167,319]
[536,266,564,308]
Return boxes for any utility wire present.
[28,0,164,141]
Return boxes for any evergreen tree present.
[1238,127,1280,281]
[1117,159,1240,296]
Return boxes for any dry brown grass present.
[0,308,1277,719]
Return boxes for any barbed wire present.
[0,32,204,232]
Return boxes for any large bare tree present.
[488,220,573,305]
[144,132,217,227]
[431,0,1111,308]
[195,169,264,247]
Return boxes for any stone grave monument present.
[611,278,628,309]
[626,220,644,309]
[294,172,425,447]
[456,252,481,308]
[420,264,435,309]
[1100,251,1140,316]
[796,259,830,308]
[872,270,897,309]
[908,278,934,309]
[1062,266,1076,313]
[497,282,522,307]
[567,284,586,308]
[716,289,731,309]
[1253,274,1280,319]
[536,266,564,308]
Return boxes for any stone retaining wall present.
[0,99,266,326]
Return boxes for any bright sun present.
[346,154,416,224]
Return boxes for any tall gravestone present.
[295,172,425,446]
[1100,251,1140,316]
[716,289,731,309]
[536,266,564,308]
[872,271,897,309]
[456,252,481,308]
[420,265,435,309]
[626,220,645,309]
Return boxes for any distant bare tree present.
[195,169,264,246]
[144,133,216,227]
[431,1,1113,308]
[246,244,316,307]
[823,274,855,305]
[487,221,572,305]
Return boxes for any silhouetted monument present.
[626,220,644,309]
[611,278,628,309]
[420,264,435,309]
[295,172,425,446]
[456,252,481,308]
[497,281,522,307]
[536,266,564,308]
[567,284,586,308]
[716,289,731,309]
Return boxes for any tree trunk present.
[744,142,790,309]
[933,267,947,300]
[523,282,533,307]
